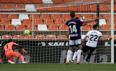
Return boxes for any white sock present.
[72,51,77,61]
[66,50,73,63]
[77,50,82,63]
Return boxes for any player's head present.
[93,24,99,30]
[70,11,75,18]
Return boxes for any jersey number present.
[69,25,77,33]
[90,34,98,41]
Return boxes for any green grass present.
[0,64,116,71]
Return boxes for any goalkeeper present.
[3,39,28,64]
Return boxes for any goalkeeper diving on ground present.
[0,39,28,64]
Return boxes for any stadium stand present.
[13,35,24,39]
[0,24,5,31]
[16,25,27,31]
[23,35,33,39]
[0,13,112,31]
[58,24,68,30]
[1,35,12,39]
[35,34,45,40]
[45,34,56,40]
[47,24,58,30]
[5,25,16,31]
[57,35,68,40]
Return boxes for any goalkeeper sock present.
[66,50,73,63]
[72,51,77,61]
[77,49,82,63]
[20,55,24,62]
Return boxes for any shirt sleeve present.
[99,32,103,36]
[86,31,91,36]
[77,20,83,26]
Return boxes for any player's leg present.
[4,51,15,64]
[86,47,95,62]
[76,44,82,64]
[7,57,15,64]
[66,40,74,64]
[82,45,89,61]
[13,51,28,64]
[72,46,78,62]
[73,39,82,64]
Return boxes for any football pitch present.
[0,64,116,71]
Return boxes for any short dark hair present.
[70,11,75,18]
[93,24,99,29]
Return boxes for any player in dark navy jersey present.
[66,11,96,64]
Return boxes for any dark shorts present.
[82,45,96,53]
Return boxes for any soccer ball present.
[23,30,31,35]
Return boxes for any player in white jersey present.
[82,24,102,62]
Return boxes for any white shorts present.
[69,39,81,46]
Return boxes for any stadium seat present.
[34,25,38,31]
[57,35,68,40]
[31,0,42,4]
[101,24,110,31]
[23,35,33,39]
[25,24,32,30]
[51,14,61,19]
[5,25,16,31]
[0,14,8,19]
[100,4,109,12]
[115,4,116,12]
[68,6,77,11]
[45,34,56,40]
[62,14,70,20]
[18,0,31,4]
[16,25,26,31]
[0,24,5,31]
[55,7,69,12]
[52,0,63,4]
[89,4,97,12]
[33,14,40,20]
[54,18,63,25]
[77,5,87,12]
[114,36,116,40]
[15,4,25,12]
[48,25,58,30]
[35,34,45,40]
[0,19,11,25]
[63,0,72,2]
[8,14,19,19]
[22,19,32,25]
[13,35,24,39]
[40,14,50,19]
[114,24,116,31]
[1,35,12,39]
[59,25,68,30]
[44,18,54,24]
[2,4,15,9]
[0,0,17,3]
[34,19,44,25]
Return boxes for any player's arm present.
[80,16,96,26]
[99,35,112,41]
[82,35,88,47]
[13,44,27,53]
